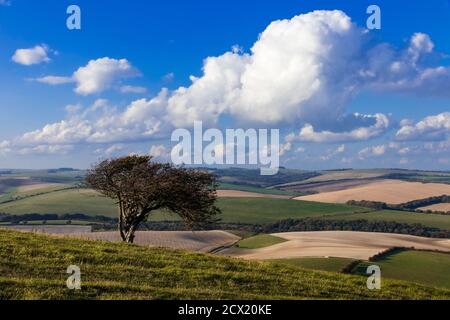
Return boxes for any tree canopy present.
[85,155,220,243]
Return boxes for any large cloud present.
[162,10,449,138]
[165,10,366,128]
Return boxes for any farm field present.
[296,179,450,204]
[328,210,450,230]
[68,230,240,253]
[353,250,450,289]
[216,190,291,199]
[218,183,297,196]
[269,257,355,273]
[0,189,117,216]
[419,203,450,213]
[0,189,367,224]
[222,231,450,260]
[1,229,449,300]
[275,169,450,187]
[0,225,93,234]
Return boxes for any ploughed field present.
[419,203,450,213]
[222,231,450,260]
[296,179,450,204]
[67,230,240,253]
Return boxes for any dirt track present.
[68,230,241,253]
[295,180,450,204]
[222,231,450,260]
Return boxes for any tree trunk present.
[118,202,126,242]
[124,224,137,244]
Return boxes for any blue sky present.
[1,0,450,170]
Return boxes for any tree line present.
[347,195,450,214]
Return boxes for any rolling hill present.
[1,229,449,300]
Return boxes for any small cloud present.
[104,144,125,155]
[320,144,346,161]
[37,57,141,95]
[149,144,169,159]
[358,145,386,160]
[32,76,74,85]
[65,104,82,115]
[18,145,73,155]
[162,72,175,82]
[288,114,390,143]
[119,85,147,94]
[12,44,51,66]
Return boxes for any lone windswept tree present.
[85,155,221,243]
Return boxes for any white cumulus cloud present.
[396,112,450,141]
[12,44,51,66]
[37,57,141,95]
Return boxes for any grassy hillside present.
[353,250,450,289]
[269,258,356,273]
[1,230,449,300]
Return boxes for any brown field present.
[419,203,450,213]
[16,183,66,192]
[0,225,92,234]
[295,180,450,204]
[222,231,450,260]
[69,230,241,253]
[280,178,379,194]
[216,190,291,199]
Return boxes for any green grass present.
[328,210,450,230]
[236,234,287,249]
[0,184,73,204]
[0,190,367,224]
[1,230,449,300]
[211,198,367,224]
[148,198,369,224]
[352,250,450,290]
[269,258,356,273]
[0,189,116,217]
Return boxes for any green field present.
[328,210,450,230]
[0,184,73,204]
[212,198,367,224]
[2,185,450,230]
[0,189,117,216]
[0,189,367,224]
[269,258,356,273]
[236,234,287,249]
[1,229,449,300]
[353,250,450,289]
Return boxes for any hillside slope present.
[0,230,449,300]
